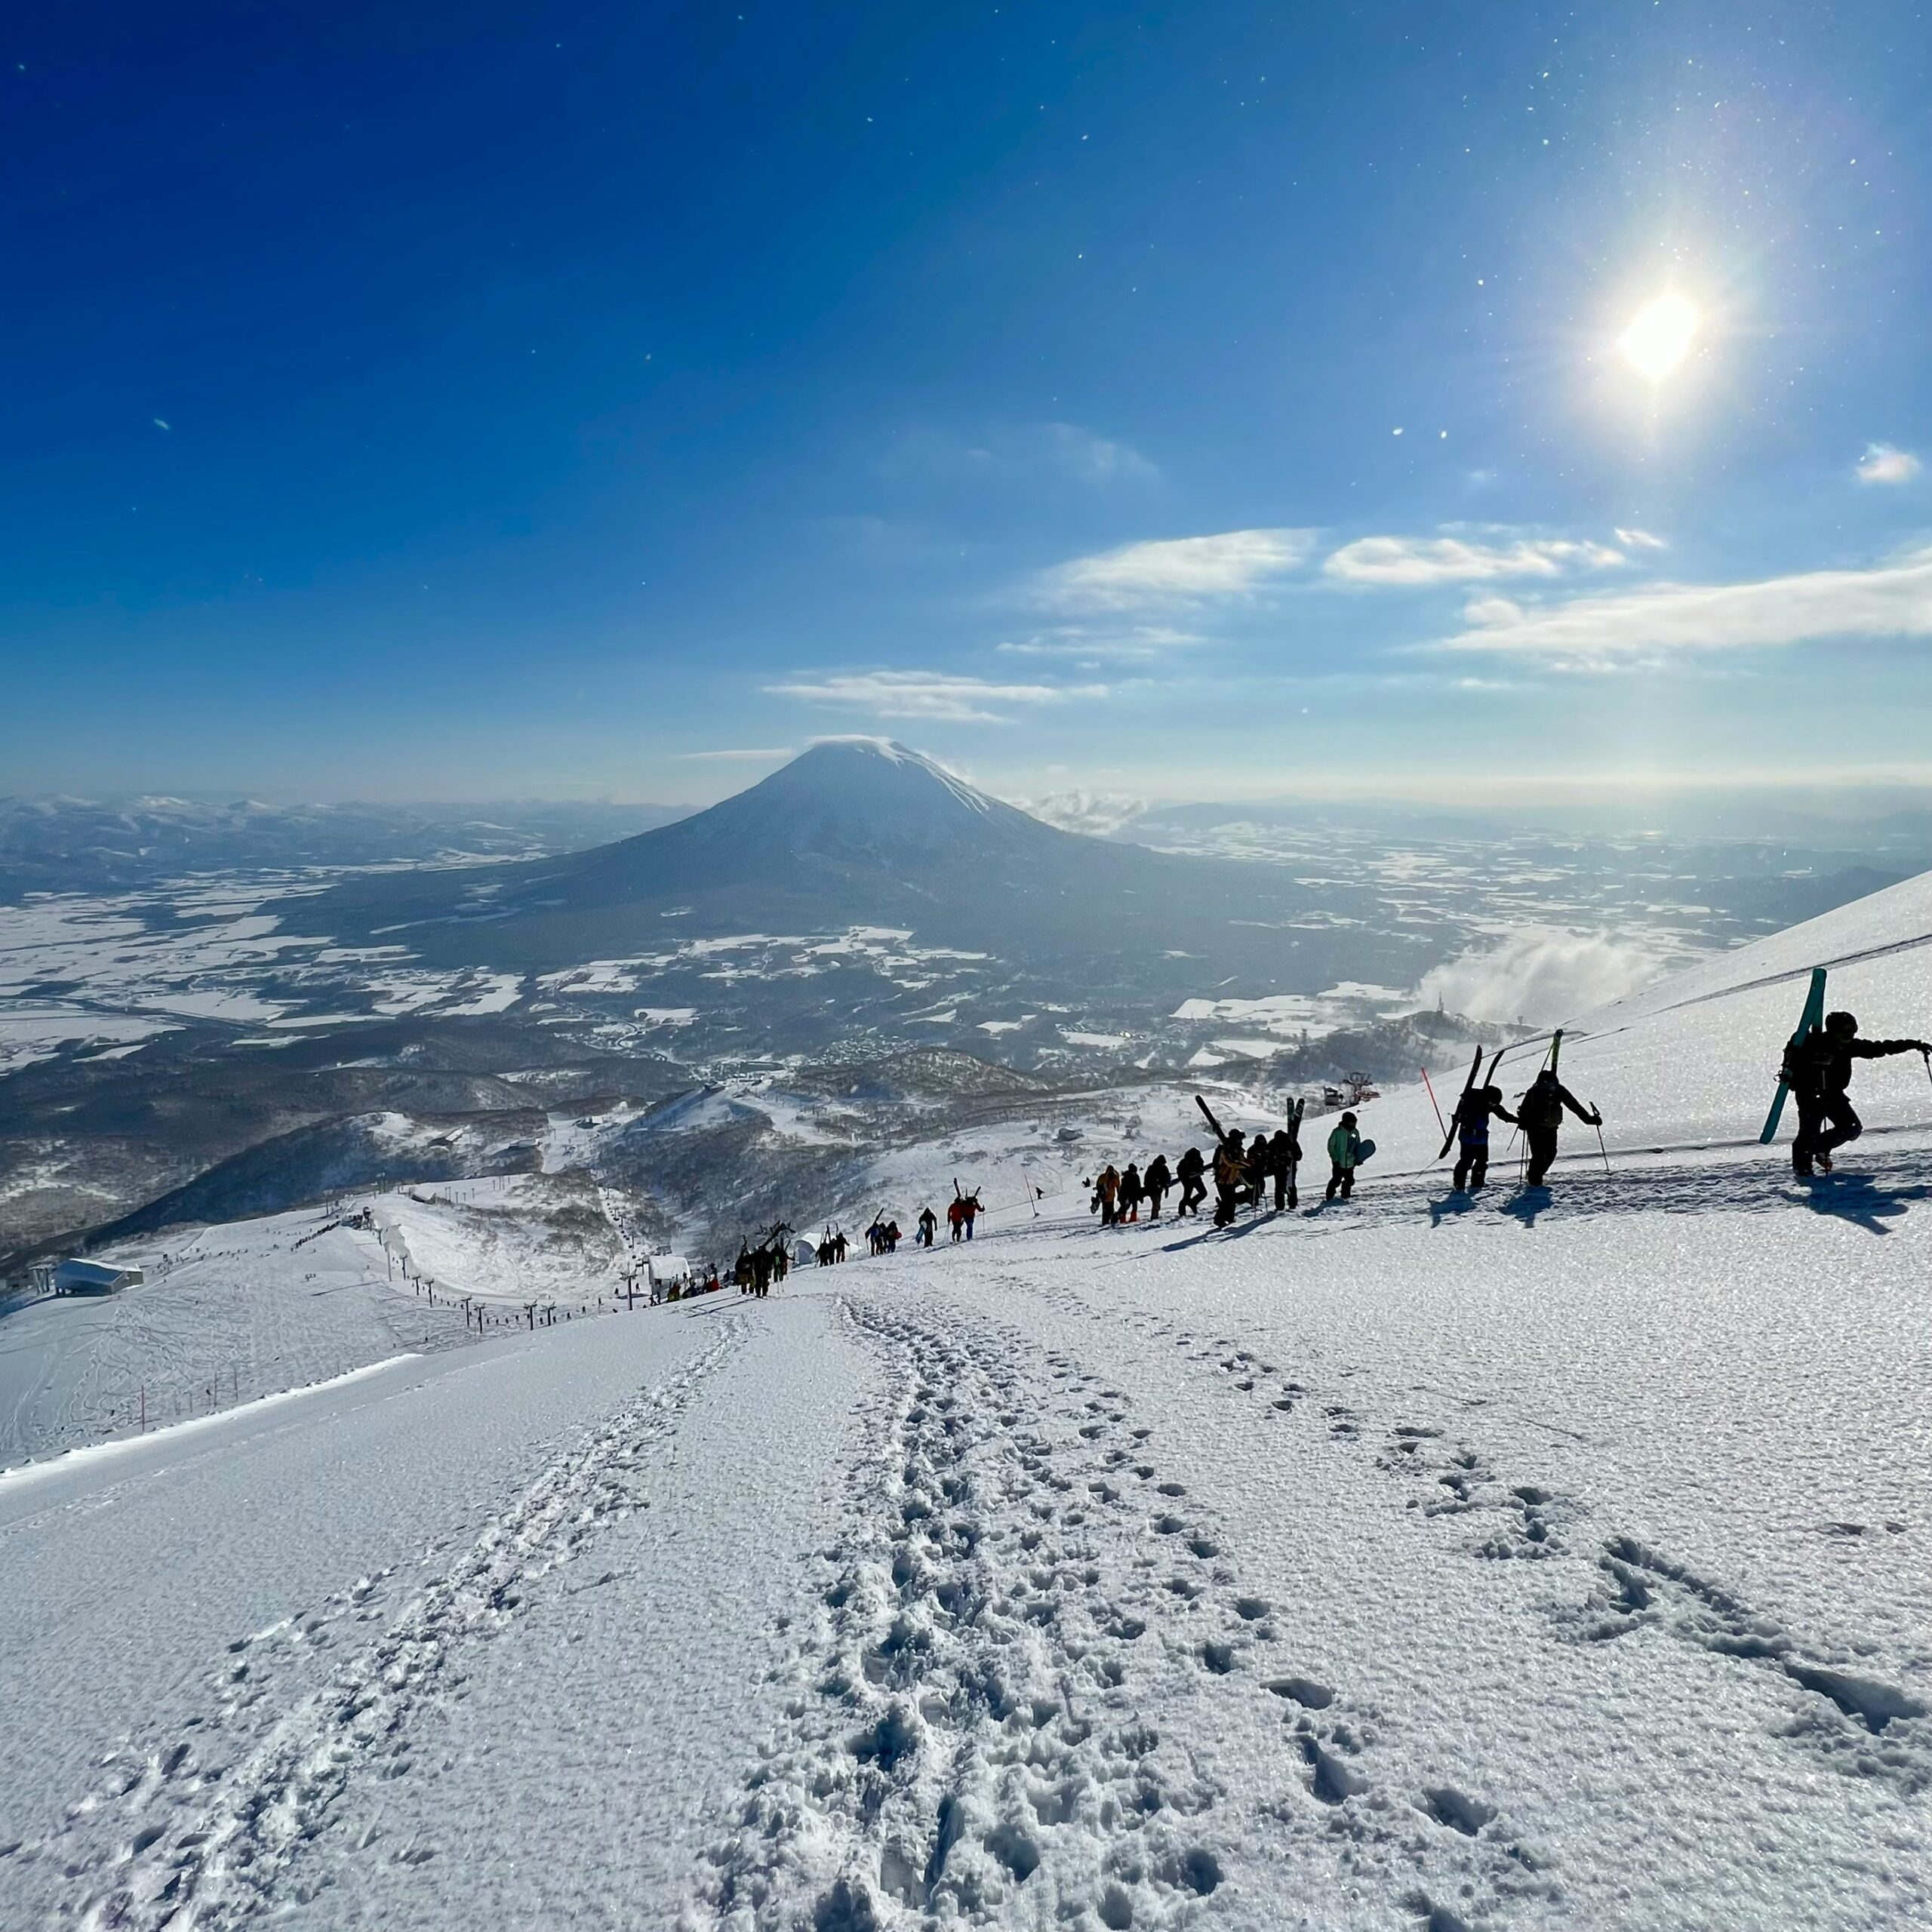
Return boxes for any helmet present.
[1826,1010,1858,1036]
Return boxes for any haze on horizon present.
[3,1,1927,810]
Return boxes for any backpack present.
[1518,1081,1561,1131]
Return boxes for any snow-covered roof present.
[54,1259,143,1291]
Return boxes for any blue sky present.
[4,0,1929,806]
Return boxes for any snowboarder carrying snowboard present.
[1783,1011,1929,1177]
[1516,1069,1601,1187]
[1324,1112,1361,1201]
[916,1205,937,1247]
[1451,1084,1515,1192]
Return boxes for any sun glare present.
[1618,293,1700,381]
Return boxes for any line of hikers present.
[732,1226,792,1297]
[814,1186,988,1266]
[1077,1059,1613,1232]
[1088,1124,1309,1232]
[731,1008,1924,1289]
[1444,1066,1601,1191]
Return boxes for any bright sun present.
[1618,293,1700,381]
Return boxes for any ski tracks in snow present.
[688,1297,1540,1932]
[1104,1299,1932,1839]
[41,1317,746,1932]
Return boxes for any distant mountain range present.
[0,795,688,900]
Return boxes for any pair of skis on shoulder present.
[1195,1092,1308,1192]
[1435,1032,1561,1161]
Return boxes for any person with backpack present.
[1516,1067,1601,1187]
[916,1205,938,1247]
[1142,1152,1173,1219]
[1324,1113,1361,1200]
[1175,1145,1208,1217]
[1119,1161,1143,1224]
[1094,1163,1121,1228]
[1784,1011,1930,1177]
[1241,1136,1270,1210]
[1267,1124,1300,1210]
[1212,1129,1247,1226]
[1451,1084,1515,1192]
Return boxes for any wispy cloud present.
[884,420,1157,488]
[669,746,797,761]
[1040,528,1316,610]
[1324,531,1627,586]
[997,623,1207,662]
[1857,442,1922,486]
[1614,527,1669,550]
[1436,547,1932,661]
[765,669,1103,723]
[1038,423,1158,484]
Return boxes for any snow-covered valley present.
[5,743,1921,1278]
[2,868,1929,1930]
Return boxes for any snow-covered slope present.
[1358,866,1932,1173]
[5,874,1931,1931]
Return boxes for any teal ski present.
[1760,968,1827,1143]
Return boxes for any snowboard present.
[1759,967,1827,1144]
[1355,1138,1377,1165]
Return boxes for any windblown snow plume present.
[1015,789,1148,837]
[1417,927,1674,1026]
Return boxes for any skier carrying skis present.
[1211,1129,1247,1226]
[1324,1112,1361,1201]
[1784,1011,1930,1177]
[1268,1124,1300,1211]
[1451,1084,1515,1192]
[1241,1137,1270,1210]
[1517,1068,1600,1188]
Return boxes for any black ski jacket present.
[1518,1078,1595,1133]
[1784,1030,1924,1098]
[1451,1091,1515,1143]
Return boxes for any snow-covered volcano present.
[561,738,1072,888]
[297,738,1340,983]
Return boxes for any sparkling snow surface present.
[3,884,1931,1930]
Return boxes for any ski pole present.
[1420,1066,1445,1139]
[1594,1121,1611,1176]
